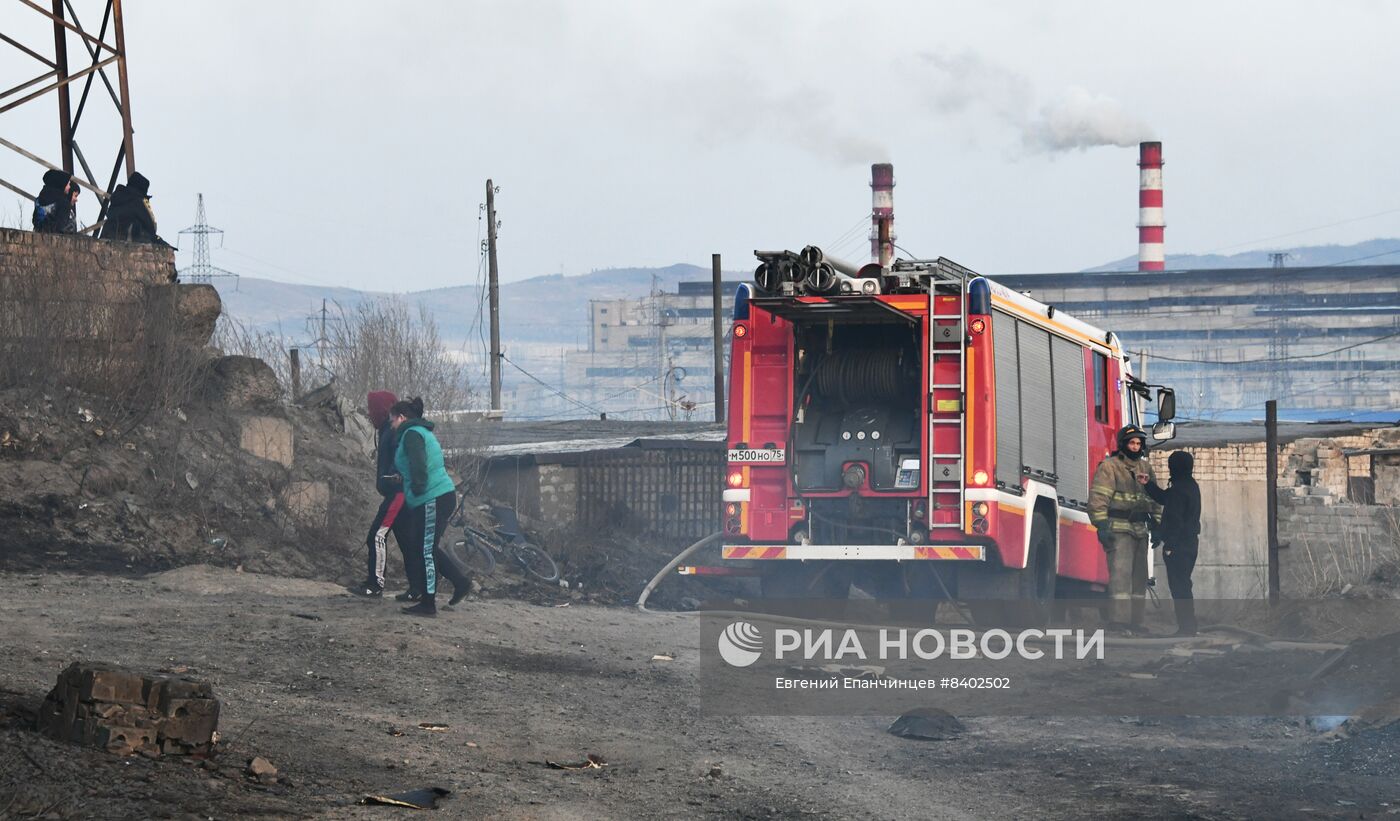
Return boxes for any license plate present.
[728,448,786,464]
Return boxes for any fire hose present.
[635,537,1341,649]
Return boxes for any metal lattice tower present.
[177,193,238,286]
[1,0,139,226]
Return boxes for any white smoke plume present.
[1028,87,1155,152]
[673,72,890,168]
[915,51,1154,154]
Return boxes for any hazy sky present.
[4,1,1400,291]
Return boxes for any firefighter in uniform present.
[1089,425,1161,633]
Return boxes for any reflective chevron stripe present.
[723,544,985,561]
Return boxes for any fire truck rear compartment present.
[792,321,921,494]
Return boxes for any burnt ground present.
[1,567,1398,820]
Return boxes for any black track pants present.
[404,492,468,604]
[1163,541,1198,634]
[364,493,418,592]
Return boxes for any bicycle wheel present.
[512,542,559,583]
[450,530,496,576]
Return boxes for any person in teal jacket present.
[390,397,470,616]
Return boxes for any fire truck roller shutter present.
[992,311,1022,489]
[1050,336,1090,506]
[1017,322,1055,478]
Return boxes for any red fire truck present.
[720,248,1177,607]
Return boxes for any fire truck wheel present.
[963,511,1058,628]
[760,562,850,599]
[1016,512,1059,621]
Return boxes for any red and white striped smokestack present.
[1137,141,1165,271]
[871,163,895,267]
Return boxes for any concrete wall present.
[480,461,544,521]
[477,462,583,530]
[537,464,579,527]
[1181,480,1270,598]
[1279,504,1400,595]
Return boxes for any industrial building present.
[561,281,739,419]
[995,262,1400,419]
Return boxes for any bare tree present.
[215,297,469,415]
[324,297,468,413]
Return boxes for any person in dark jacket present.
[1146,451,1202,636]
[99,172,160,243]
[391,397,470,617]
[32,169,74,233]
[355,390,421,598]
[56,186,80,233]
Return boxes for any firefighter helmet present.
[1117,424,1149,454]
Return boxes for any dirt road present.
[1,567,1396,819]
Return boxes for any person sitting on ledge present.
[32,169,75,234]
[100,172,162,244]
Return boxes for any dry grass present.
[1293,507,1400,597]
[0,240,203,432]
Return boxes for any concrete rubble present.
[36,662,219,757]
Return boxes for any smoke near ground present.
[915,51,1154,154]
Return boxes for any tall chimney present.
[1137,141,1165,271]
[870,163,895,267]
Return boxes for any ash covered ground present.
[2,567,1398,820]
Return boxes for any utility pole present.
[289,348,301,401]
[1267,252,1291,407]
[486,179,502,412]
[319,299,329,376]
[711,254,725,424]
[1266,400,1280,603]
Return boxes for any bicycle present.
[449,503,560,584]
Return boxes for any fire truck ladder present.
[919,263,972,533]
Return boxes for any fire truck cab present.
[721,248,1176,606]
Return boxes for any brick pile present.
[36,662,220,757]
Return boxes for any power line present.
[1199,206,1400,255]
[218,246,355,290]
[1140,330,1400,365]
[500,352,604,416]
[824,213,870,253]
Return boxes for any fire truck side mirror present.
[1157,388,1176,421]
[1152,421,1176,442]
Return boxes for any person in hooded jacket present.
[1089,425,1161,634]
[99,172,160,244]
[390,397,470,617]
[355,390,421,599]
[32,170,74,233]
[1146,451,1202,636]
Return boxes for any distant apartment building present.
[562,281,740,419]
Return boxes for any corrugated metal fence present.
[576,448,722,540]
